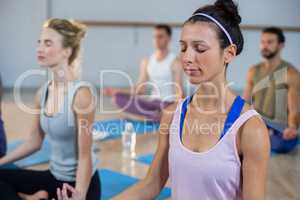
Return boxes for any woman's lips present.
[184,68,201,76]
[37,55,45,61]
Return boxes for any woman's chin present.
[188,76,205,85]
[38,62,52,68]
[38,61,47,67]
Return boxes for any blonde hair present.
[43,18,87,79]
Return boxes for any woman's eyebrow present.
[192,40,208,44]
[44,39,52,43]
[179,40,207,44]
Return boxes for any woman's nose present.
[36,44,43,54]
[182,47,195,65]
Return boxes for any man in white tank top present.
[103,24,184,121]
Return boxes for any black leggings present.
[0,168,101,200]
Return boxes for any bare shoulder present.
[247,65,258,76]
[287,65,300,81]
[239,109,269,154]
[73,86,95,110]
[287,64,299,73]
[240,98,263,127]
[242,114,267,135]
[236,94,269,150]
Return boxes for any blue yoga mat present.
[93,119,159,141]
[99,168,171,200]
[7,138,51,167]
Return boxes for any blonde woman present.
[0,19,100,200]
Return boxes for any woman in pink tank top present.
[111,1,270,200]
[58,0,270,200]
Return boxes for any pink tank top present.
[168,99,260,200]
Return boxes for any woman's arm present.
[73,87,96,200]
[111,102,177,200]
[134,58,149,95]
[240,116,270,200]
[0,89,45,165]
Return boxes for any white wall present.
[51,0,300,26]
[0,0,48,88]
[0,0,299,90]
[51,0,212,22]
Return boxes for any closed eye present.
[45,40,52,47]
[194,43,208,54]
[179,41,187,52]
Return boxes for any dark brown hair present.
[263,27,285,44]
[185,0,244,55]
[155,24,172,37]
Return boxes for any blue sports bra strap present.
[179,96,193,142]
[219,96,245,139]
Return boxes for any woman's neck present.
[51,61,76,84]
[47,61,76,94]
[192,74,234,114]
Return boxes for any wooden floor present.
[1,91,300,200]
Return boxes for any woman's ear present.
[224,44,237,64]
[63,47,72,60]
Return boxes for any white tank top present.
[147,52,176,101]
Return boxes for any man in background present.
[244,27,300,153]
